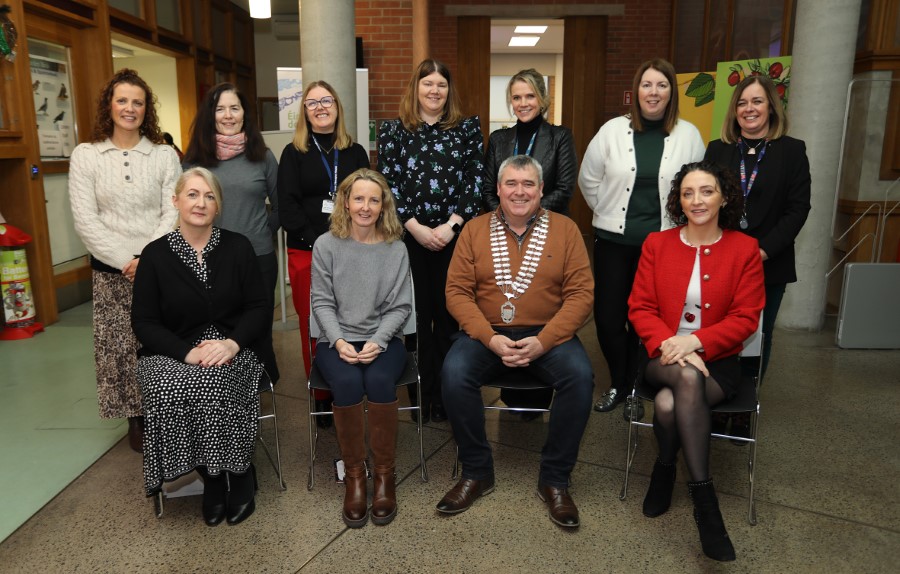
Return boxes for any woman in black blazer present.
[133,167,275,527]
[482,69,577,414]
[704,75,811,436]
[483,68,577,215]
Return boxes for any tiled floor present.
[0,299,897,573]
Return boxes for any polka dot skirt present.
[137,228,263,496]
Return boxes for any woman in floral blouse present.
[377,59,483,423]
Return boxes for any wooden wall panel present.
[455,16,490,146]
[563,16,608,236]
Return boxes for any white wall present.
[489,53,565,131]
[254,19,301,99]
[116,56,182,148]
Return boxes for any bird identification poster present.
[29,40,76,158]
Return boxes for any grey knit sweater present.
[310,232,411,349]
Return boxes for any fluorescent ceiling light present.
[249,0,271,19]
[515,26,547,34]
[509,36,540,47]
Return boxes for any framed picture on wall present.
[28,38,76,158]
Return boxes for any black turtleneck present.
[514,115,543,156]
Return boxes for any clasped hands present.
[336,339,381,365]
[406,219,455,251]
[489,334,545,367]
[659,334,709,376]
[185,339,240,367]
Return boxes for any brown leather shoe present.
[436,476,495,514]
[368,400,399,526]
[538,484,580,528]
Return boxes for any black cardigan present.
[704,136,811,285]
[483,120,578,215]
[277,141,370,250]
[131,229,278,379]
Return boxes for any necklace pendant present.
[747,147,756,155]
[500,300,516,324]
[740,215,749,230]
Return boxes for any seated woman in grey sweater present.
[311,168,412,529]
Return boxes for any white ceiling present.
[231,3,563,54]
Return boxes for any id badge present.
[322,199,335,214]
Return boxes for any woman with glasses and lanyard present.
[279,81,371,425]
[482,68,577,416]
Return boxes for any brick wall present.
[357,0,674,125]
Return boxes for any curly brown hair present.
[665,161,745,230]
[90,68,163,144]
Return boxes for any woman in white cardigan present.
[579,58,705,419]
[69,69,181,451]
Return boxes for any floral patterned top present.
[377,116,484,227]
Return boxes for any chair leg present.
[415,372,428,482]
[154,490,164,518]
[620,404,639,501]
[747,407,760,525]
[307,386,318,491]
[268,390,286,490]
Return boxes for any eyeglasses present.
[304,96,335,110]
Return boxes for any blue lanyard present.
[311,136,339,197]
[738,137,768,200]
[513,130,537,156]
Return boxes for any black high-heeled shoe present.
[198,467,227,527]
[226,464,258,525]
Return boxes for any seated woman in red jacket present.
[628,161,764,562]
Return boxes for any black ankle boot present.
[198,467,226,526]
[643,458,676,517]
[688,478,736,562]
[226,464,258,525]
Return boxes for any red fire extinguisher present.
[0,220,44,340]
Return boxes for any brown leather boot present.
[333,401,368,528]
[127,416,144,453]
[367,400,398,525]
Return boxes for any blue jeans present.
[314,338,406,406]
[442,328,594,488]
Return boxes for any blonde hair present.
[507,69,550,116]
[629,58,680,134]
[398,59,464,132]
[174,167,223,228]
[291,80,354,153]
[720,75,789,144]
[329,169,404,243]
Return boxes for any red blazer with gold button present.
[628,227,765,363]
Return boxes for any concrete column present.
[300,0,357,137]
[412,0,429,66]
[779,0,862,330]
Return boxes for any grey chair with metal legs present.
[154,369,285,518]
[619,316,764,526]
[306,304,428,490]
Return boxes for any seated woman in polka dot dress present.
[132,167,277,527]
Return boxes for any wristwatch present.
[450,222,462,234]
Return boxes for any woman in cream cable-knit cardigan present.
[69,69,181,451]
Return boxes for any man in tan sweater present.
[436,155,594,528]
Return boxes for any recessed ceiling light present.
[509,36,540,47]
[515,26,547,34]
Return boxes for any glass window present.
[233,17,248,63]
[108,0,142,19]
[211,5,228,56]
[732,0,784,60]
[156,0,181,34]
[673,0,705,72]
[703,1,728,72]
